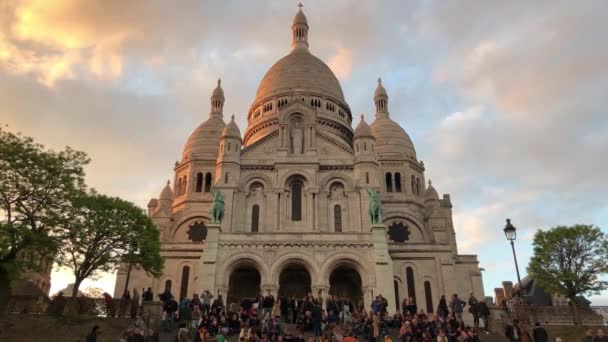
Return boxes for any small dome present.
[424,180,439,201]
[221,115,242,140]
[374,78,387,100]
[293,7,308,27]
[212,79,224,100]
[147,198,159,208]
[182,115,226,160]
[370,115,416,159]
[159,180,173,201]
[354,115,373,139]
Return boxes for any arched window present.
[291,182,302,221]
[204,173,212,192]
[394,280,400,313]
[424,281,433,313]
[334,205,342,232]
[224,172,229,184]
[365,172,370,185]
[180,266,190,299]
[385,172,393,192]
[406,267,416,302]
[411,175,416,194]
[196,173,203,192]
[416,178,421,196]
[251,205,260,233]
[182,176,187,195]
[165,279,172,292]
[395,172,402,192]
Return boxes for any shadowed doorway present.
[278,264,311,299]
[227,265,261,305]
[329,265,363,304]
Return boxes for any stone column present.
[141,301,163,330]
[494,288,505,306]
[502,281,513,299]
[371,224,396,315]
[198,223,221,295]
[363,287,373,312]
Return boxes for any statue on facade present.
[366,188,383,224]
[210,190,224,224]
[290,120,303,154]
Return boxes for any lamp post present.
[503,218,522,287]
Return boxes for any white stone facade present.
[114,6,484,315]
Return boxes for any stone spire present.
[291,3,309,52]
[210,78,225,117]
[374,77,388,116]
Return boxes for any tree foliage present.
[0,125,89,313]
[528,224,608,325]
[58,192,162,297]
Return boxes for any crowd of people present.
[99,287,496,342]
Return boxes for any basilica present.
[114,6,484,314]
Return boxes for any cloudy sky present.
[1,0,607,303]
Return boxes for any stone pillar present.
[371,224,396,315]
[502,281,513,299]
[141,301,163,330]
[363,287,373,312]
[198,223,221,295]
[494,288,505,306]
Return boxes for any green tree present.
[0,126,88,313]
[58,192,162,298]
[527,224,608,326]
[121,221,163,294]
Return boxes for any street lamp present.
[503,218,522,289]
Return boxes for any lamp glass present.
[504,228,516,241]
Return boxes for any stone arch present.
[218,252,270,289]
[172,215,210,241]
[319,172,354,192]
[279,170,313,190]
[240,172,273,192]
[383,212,432,243]
[270,252,320,288]
[321,252,371,288]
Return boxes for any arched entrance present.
[279,264,311,299]
[227,265,261,304]
[329,265,363,303]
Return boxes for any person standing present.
[478,299,490,330]
[581,329,595,342]
[595,329,608,342]
[505,319,521,342]
[311,302,323,337]
[532,322,548,342]
[450,294,466,320]
[468,294,480,328]
[436,295,448,319]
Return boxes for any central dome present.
[253,49,345,105]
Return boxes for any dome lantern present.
[374,77,388,115]
[292,3,309,52]
[210,78,225,116]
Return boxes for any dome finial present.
[428,179,432,186]
[217,78,221,86]
[378,77,382,84]
[298,2,303,9]
[360,114,365,121]
[167,179,170,185]
[231,114,235,122]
